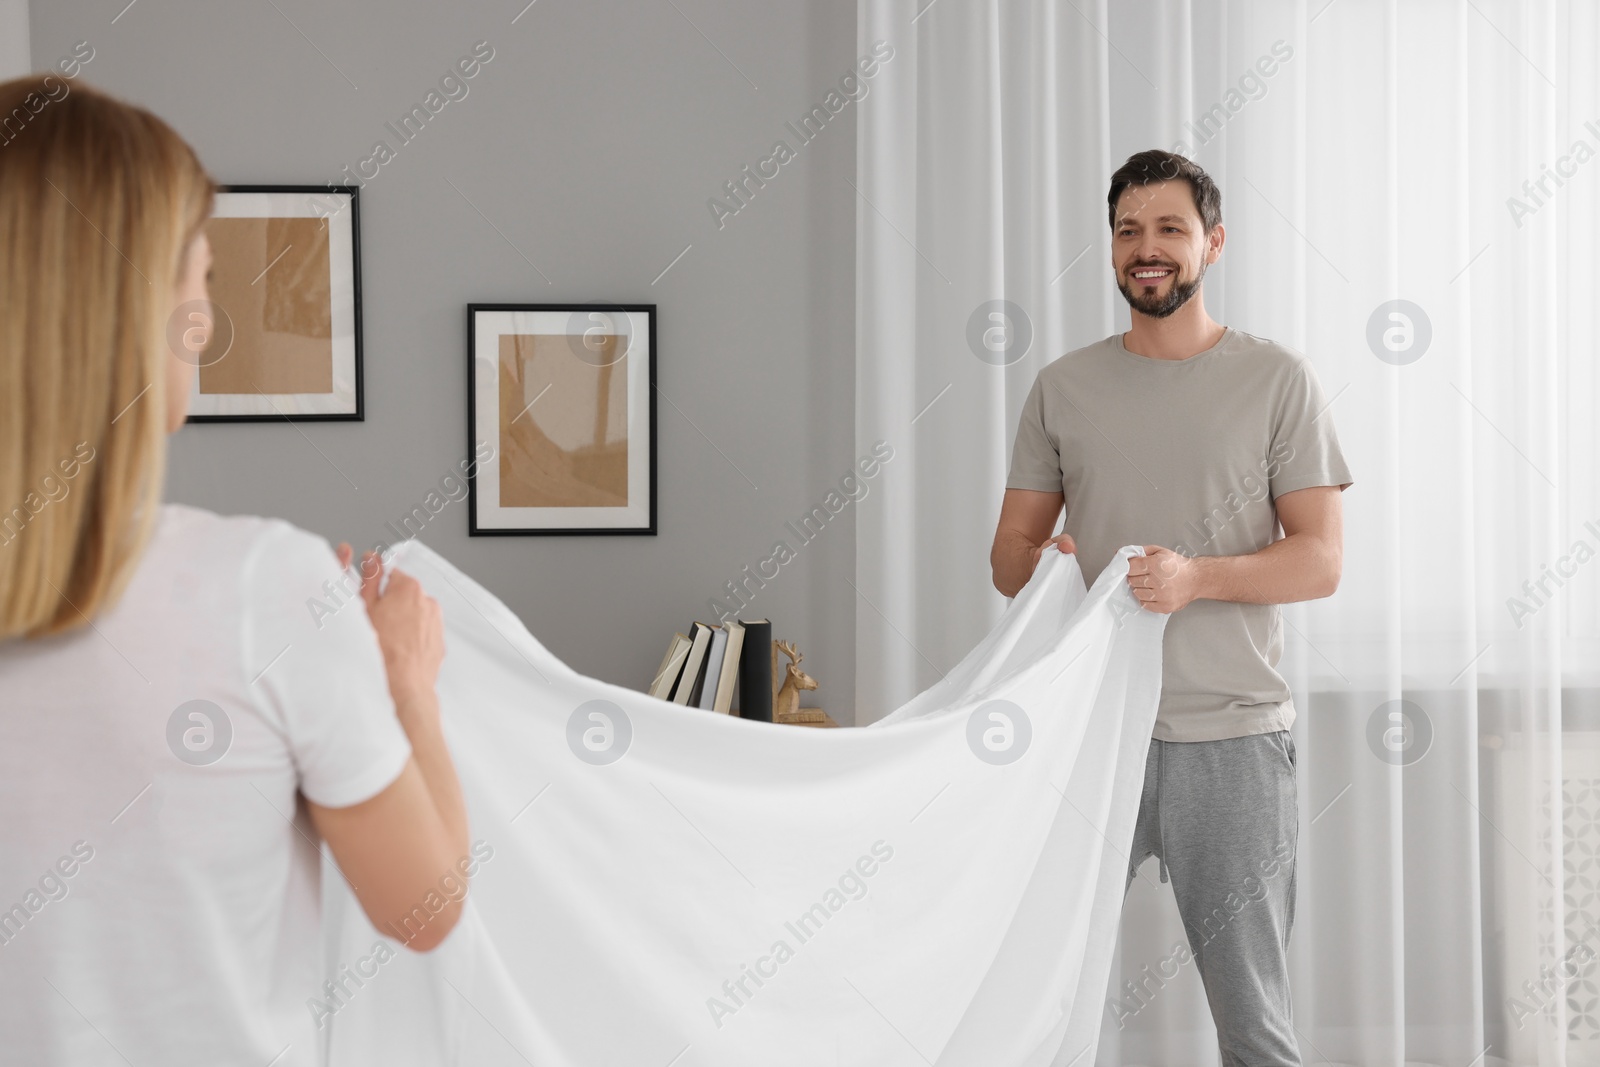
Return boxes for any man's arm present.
[991,488,1073,598]
[1127,485,1344,612]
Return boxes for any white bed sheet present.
[320,542,1166,1067]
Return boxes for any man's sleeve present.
[1268,358,1355,498]
[1006,376,1064,492]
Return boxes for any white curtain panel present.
[856,1,1600,1063]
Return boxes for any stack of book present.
[647,617,777,722]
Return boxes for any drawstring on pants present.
[1157,740,1169,884]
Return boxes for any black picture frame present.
[184,184,365,424]
[466,303,657,536]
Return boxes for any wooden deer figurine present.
[773,640,818,720]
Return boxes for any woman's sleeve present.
[239,521,413,809]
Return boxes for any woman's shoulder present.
[154,503,341,583]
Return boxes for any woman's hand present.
[336,543,444,708]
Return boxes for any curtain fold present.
[857,1,1599,1062]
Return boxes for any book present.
[712,620,745,714]
[687,627,716,706]
[696,627,729,710]
[737,618,772,722]
[672,623,713,705]
[649,633,692,700]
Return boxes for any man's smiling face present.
[1111,179,1220,319]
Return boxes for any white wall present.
[0,0,30,79]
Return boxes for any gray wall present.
[0,0,28,79]
[30,0,860,720]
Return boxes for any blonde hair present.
[0,75,214,639]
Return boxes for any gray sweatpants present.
[1121,730,1301,1066]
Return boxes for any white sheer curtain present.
[855,1,1600,1063]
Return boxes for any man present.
[990,149,1352,1065]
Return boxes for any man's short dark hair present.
[1107,150,1222,234]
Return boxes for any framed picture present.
[180,184,364,422]
[467,304,657,536]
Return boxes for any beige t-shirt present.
[1006,326,1353,742]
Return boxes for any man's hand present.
[1127,545,1200,614]
[1031,533,1076,573]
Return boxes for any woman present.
[0,75,471,1065]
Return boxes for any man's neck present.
[1123,302,1227,361]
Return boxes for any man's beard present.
[1117,260,1206,319]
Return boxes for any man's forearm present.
[991,531,1038,598]
[1189,532,1340,605]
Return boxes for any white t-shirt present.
[0,504,411,1066]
